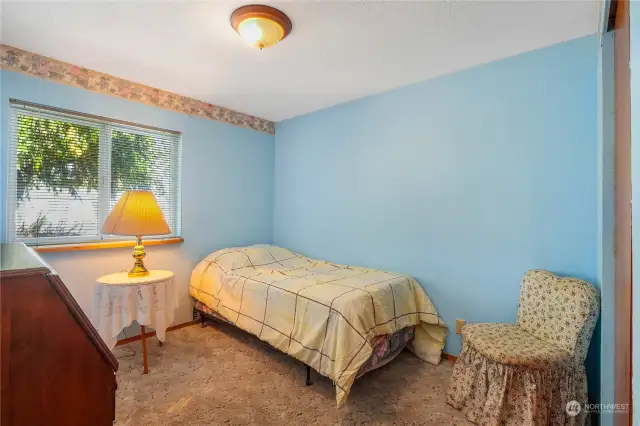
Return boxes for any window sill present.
[32,237,184,253]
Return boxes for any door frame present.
[609,0,633,424]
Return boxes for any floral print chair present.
[446,270,600,426]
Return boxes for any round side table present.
[92,270,177,374]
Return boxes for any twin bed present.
[189,245,448,406]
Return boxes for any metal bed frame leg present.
[195,307,208,328]
[305,365,312,386]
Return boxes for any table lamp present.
[102,190,171,277]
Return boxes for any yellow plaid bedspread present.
[189,245,448,406]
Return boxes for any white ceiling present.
[1,0,600,122]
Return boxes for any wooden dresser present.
[1,243,118,426]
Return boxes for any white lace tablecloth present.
[92,270,177,349]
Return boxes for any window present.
[7,100,181,246]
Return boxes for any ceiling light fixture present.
[231,4,292,50]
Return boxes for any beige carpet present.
[114,322,472,426]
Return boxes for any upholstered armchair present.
[446,270,600,426]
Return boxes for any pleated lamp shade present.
[102,190,171,236]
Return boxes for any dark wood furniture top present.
[1,242,118,426]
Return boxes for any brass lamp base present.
[128,236,149,277]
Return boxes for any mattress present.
[189,245,447,406]
[356,326,415,378]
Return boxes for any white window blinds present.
[7,99,182,246]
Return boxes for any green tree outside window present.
[16,114,161,238]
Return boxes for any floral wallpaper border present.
[0,44,275,135]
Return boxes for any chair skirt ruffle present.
[446,343,588,426]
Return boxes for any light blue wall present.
[273,35,600,399]
[0,70,274,325]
